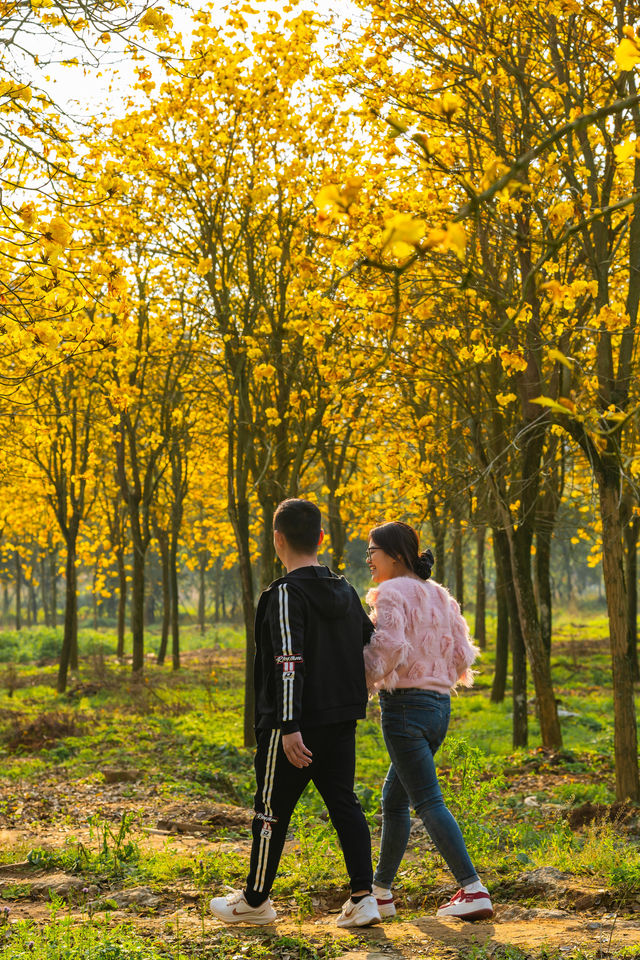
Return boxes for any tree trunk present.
[431,523,446,586]
[623,506,639,682]
[28,571,37,626]
[3,582,9,626]
[51,552,58,628]
[69,618,79,671]
[131,540,145,674]
[474,525,486,649]
[92,569,98,631]
[199,551,208,633]
[494,528,527,745]
[145,565,157,625]
[599,473,639,800]
[535,435,563,655]
[68,543,79,672]
[40,555,51,627]
[57,538,78,693]
[15,552,21,631]
[453,513,464,609]
[116,548,127,660]
[507,525,561,749]
[230,493,256,748]
[327,493,347,570]
[228,402,257,746]
[259,496,280,588]
[491,530,509,704]
[25,578,33,627]
[511,615,528,750]
[535,523,553,657]
[156,530,170,666]
[170,528,180,671]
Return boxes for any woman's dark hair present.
[369,521,434,580]
[273,498,322,553]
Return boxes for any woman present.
[363,521,493,921]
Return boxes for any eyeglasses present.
[365,546,382,561]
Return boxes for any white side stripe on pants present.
[254,729,280,892]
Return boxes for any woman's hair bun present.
[414,548,434,581]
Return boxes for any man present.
[209,498,381,927]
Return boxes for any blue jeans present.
[374,688,479,889]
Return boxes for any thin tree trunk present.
[92,569,98,631]
[535,521,553,657]
[51,552,58,628]
[15,552,21,631]
[511,616,528,750]
[69,617,79,671]
[170,530,180,671]
[491,530,509,703]
[28,565,37,625]
[535,435,563,655]
[40,555,51,627]
[57,539,78,693]
[328,493,347,570]
[431,524,446,586]
[26,578,33,627]
[116,548,126,660]
[474,525,486,649]
[623,506,639,682]
[259,496,280,588]
[131,539,145,674]
[599,474,639,800]
[507,525,561,749]
[560,540,573,604]
[199,551,208,633]
[228,405,257,747]
[230,493,256,748]
[494,528,527,744]
[453,513,464,609]
[157,530,170,666]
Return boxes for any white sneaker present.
[376,893,396,918]
[209,890,277,924]
[337,894,382,927]
[436,888,493,921]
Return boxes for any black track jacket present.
[254,565,373,733]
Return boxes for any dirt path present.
[2,788,640,957]
[5,896,640,958]
[2,850,640,958]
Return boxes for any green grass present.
[0,622,244,666]
[0,906,357,960]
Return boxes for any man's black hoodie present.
[254,565,373,733]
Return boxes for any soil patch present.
[157,802,252,836]
[4,711,86,752]
[566,800,638,830]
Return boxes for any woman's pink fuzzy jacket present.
[364,576,478,694]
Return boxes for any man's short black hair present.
[273,498,322,553]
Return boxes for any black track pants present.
[244,720,372,905]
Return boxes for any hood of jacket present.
[271,565,355,620]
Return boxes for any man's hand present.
[282,731,312,768]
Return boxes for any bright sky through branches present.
[34,0,356,120]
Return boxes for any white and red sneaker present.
[436,888,493,921]
[375,893,396,918]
